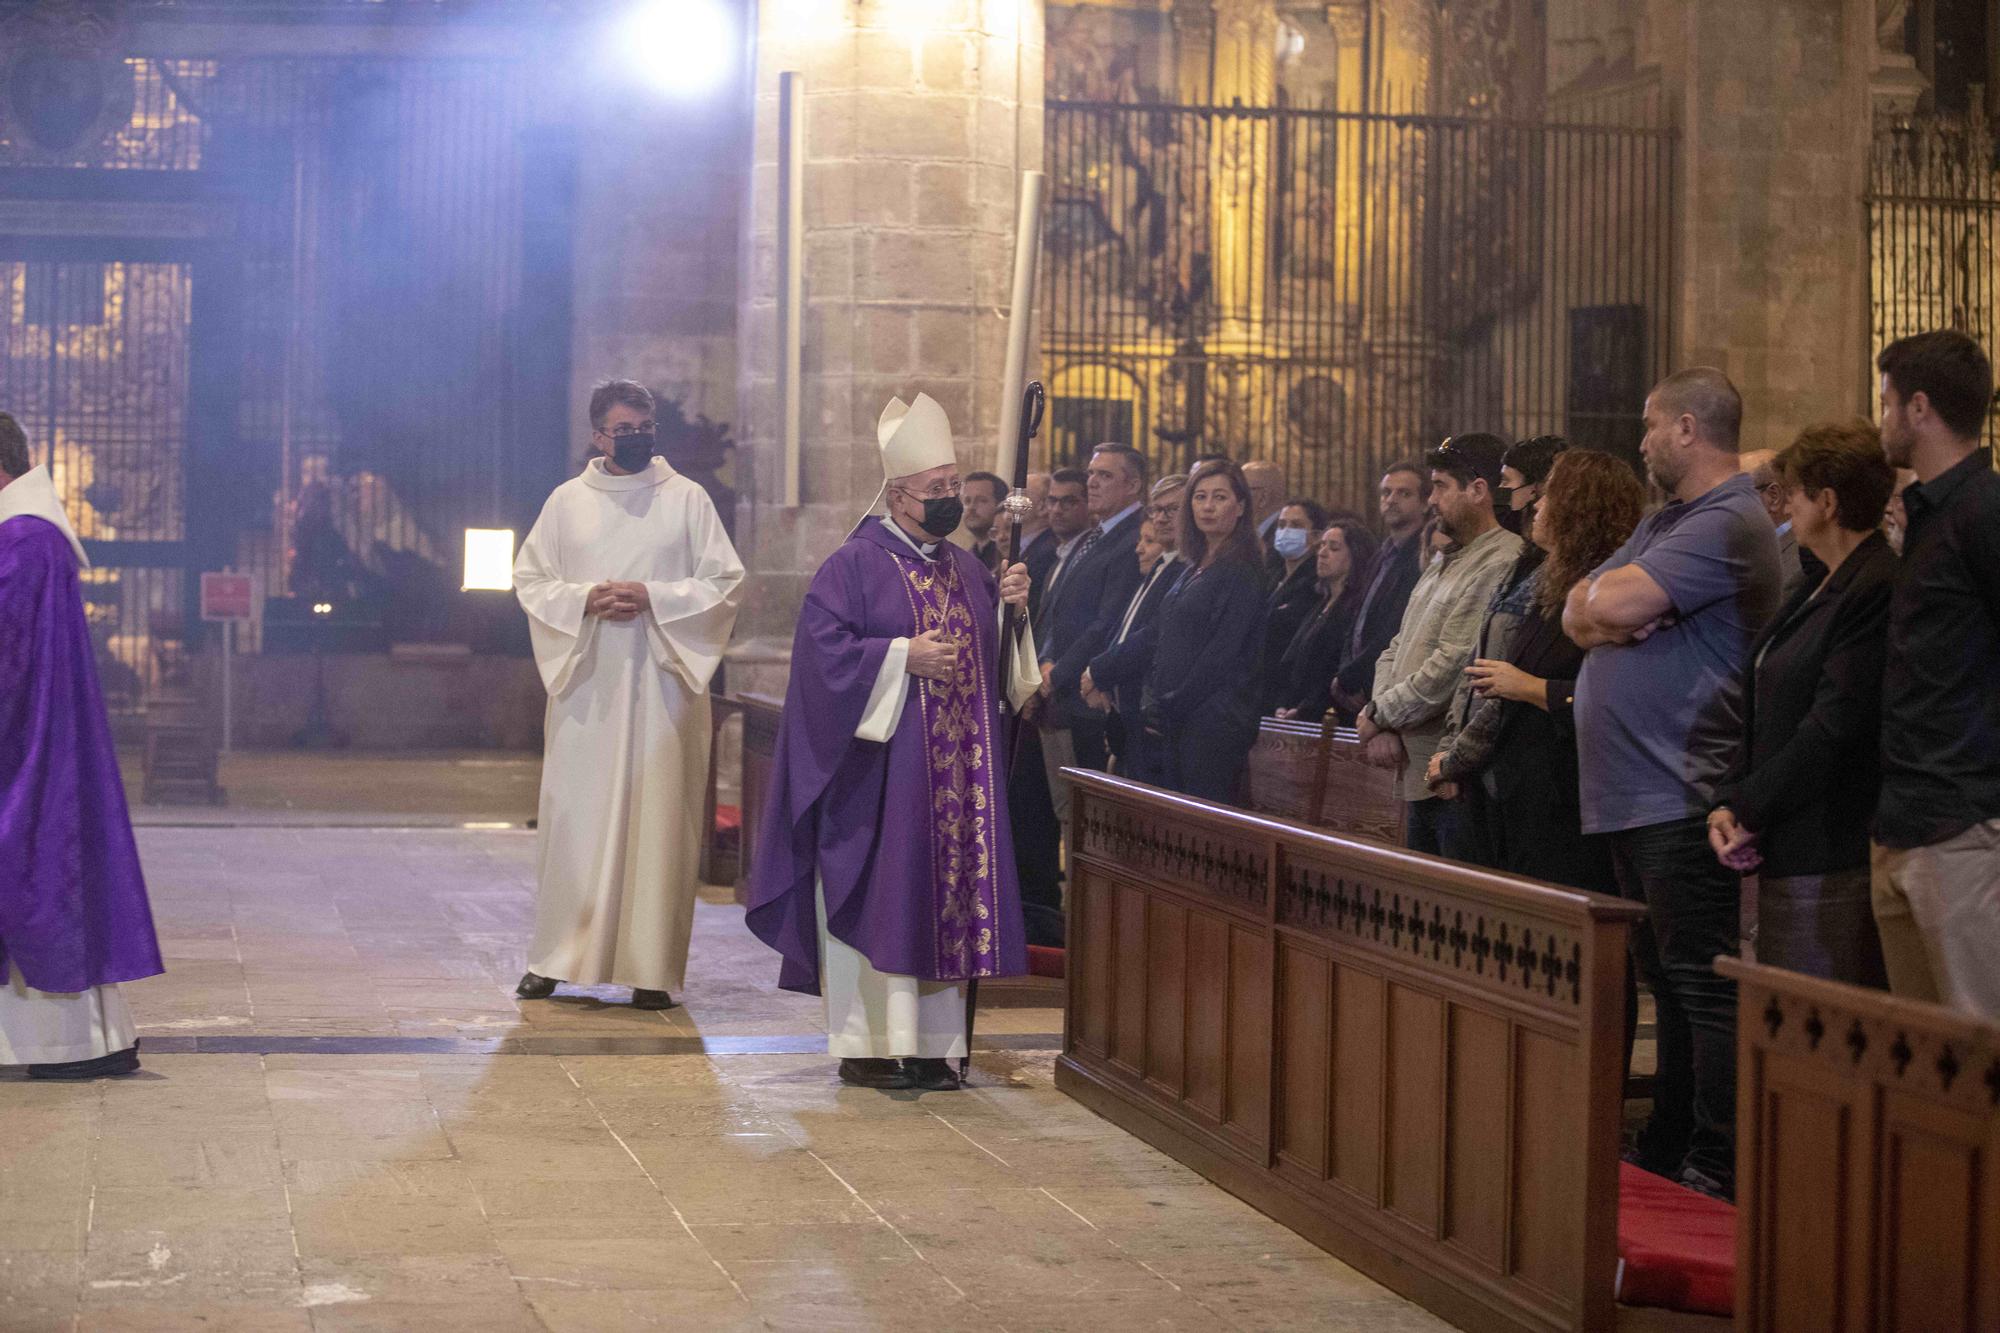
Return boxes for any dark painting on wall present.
[1568,305,1646,470]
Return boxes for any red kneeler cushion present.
[1615,1163,1736,1317]
[1027,945,1065,979]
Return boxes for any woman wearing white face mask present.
[1261,498,1329,712]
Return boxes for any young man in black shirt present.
[1872,330,2000,1020]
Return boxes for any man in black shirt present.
[1872,330,2000,1019]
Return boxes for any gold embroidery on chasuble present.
[889,548,1001,979]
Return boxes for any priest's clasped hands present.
[585,581,651,622]
[905,563,1030,684]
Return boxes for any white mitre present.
[867,391,957,515]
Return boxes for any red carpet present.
[1615,1163,1736,1316]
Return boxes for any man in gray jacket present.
[1355,434,1523,859]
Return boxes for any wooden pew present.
[1058,770,1644,1333]
[725,693,786,905]
[1720,957,2000,1331]
[1243,715,1406,845]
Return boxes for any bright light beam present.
[612,0,738,100]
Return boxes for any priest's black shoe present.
[29,1043,140,1081]
[904,1058,963,1091]
[838,1058,915,1089]
[630,988,676,1011]
[515,971,557,1000]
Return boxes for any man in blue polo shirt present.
[1564,367,1782,1202]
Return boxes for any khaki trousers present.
[1040,727,1078,824]
[1870,819,2000,1019]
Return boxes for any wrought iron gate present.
[0,257,192,707]
[1868,113,2000,446]
[1041,96,1677,515]
[0,49,574,711]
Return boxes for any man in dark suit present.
[1020,471,1061,624]
[1011,467,1087,946]
[1325,460,1429,719]
[1243,458,1286,569]
[1039,444,1149,778]
[1080,474,1187,776]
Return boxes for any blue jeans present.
[1611,815,1740,1193]
[1407,796,1478,862]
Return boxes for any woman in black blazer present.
[1444,449,1642,892]
[1139,460,1269,802]
[1271,516,1378,721]
[1709,421,1897,987]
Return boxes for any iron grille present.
[0,51,573,707]
[1041,94,1676,516]
[1869,113,2000,446]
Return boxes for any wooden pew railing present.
[1058,771,1644,1333]
[720,693,785,904]
[1720,957,2000,1331]
[1243,715,1406,845]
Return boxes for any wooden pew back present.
[1243,716,1406,844]
[726,693,786,902]
[1059,771,1643,1333]
[1720,957,2000,1332]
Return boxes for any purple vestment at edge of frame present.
[0,514,163,994]
[745,519,1026,995]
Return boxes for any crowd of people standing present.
[967,329,2000,1206]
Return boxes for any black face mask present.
[905,493,964,541]
[609,433,656,473]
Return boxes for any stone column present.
[733,0,1046,681]
[1209,0,1277,347]
[1672,0,1876,445]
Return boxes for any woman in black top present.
[1450,449,1642,892]
[1709,421,1897,987]
[1260,499,1330,711]
[1271,515,1378,721]
[1139,460,1270,802]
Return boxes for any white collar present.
[1099,500,1142,533]
[879,515,940,558]
[582,456,676,492]
[0,465,88,567]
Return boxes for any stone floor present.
[0,825,1460,1333]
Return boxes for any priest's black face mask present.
[608,431,656,473]
[894,484,964,541]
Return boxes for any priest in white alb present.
[512,380,744,1009]
[746,392,1039,1091]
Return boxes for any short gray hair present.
[1652,367,1743,451]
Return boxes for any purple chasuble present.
[745,520,1025,994]
[0,514,164,992]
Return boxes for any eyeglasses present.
[596,423,655,439]
[1145,502,1179,521]
[897,480,963,500]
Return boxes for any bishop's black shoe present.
[28,1042,141,1081]
[629,989,676,1011]
[904,1057,963,1092]
[515,971,557,1000]
[838,1058,915,1090]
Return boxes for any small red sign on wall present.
[200,572,255,622]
